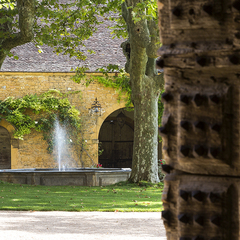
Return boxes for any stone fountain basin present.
[0,168,131,186]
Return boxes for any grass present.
[0,181,163,212]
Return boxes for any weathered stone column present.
[158,0,240,239]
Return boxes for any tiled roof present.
[1,20,126,72]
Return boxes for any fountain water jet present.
[53,118,69,171]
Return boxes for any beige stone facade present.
[0,72,127,169]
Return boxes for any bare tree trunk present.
[130,74,160,182]
[121,1,164,183]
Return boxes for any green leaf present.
[9,2,14,10]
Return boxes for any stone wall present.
[0,72,126,169]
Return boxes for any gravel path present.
[0,211,166,240]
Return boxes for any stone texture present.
[158,0,240,238]
[162,173,239,240]
[0,168,131,186]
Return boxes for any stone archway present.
[98,108,134,168]
[0,119,19,169]
[0,126,11,169]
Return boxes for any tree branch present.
[121,1,129,24]
[1,0,35,51]
[124,0,150,49]
[146,19,159,58]
[145,20,161,77]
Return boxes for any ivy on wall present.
[72,64,165,126]
[72,64,133,109]
[0,89,82,153]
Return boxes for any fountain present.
[0,118,131,186]
[53,118,69,171]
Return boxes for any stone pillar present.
[158,0,240,239]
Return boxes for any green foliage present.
[0,90,82,152]
[33,0,129,61]
[0,0,158,67]
[0,0,157,63]
[0,0,123,62]
[128,0,158,23]
[0,0,17,47]
[72,64,133,110]
[0,0,16,11]
[0,180,163,212]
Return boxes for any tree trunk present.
[0,52,7,69]
[130,74,160,182]
[121,1,163,183]
[0,0,35,69]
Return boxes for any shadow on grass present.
[0,180,163,212]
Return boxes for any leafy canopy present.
[0,0,157,62]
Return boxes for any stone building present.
[0,21,135,170]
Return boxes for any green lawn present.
[0,181,163,212]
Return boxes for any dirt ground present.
[0,211,166,240]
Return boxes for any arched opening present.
[98,108,134,168]
[0,126,11,169]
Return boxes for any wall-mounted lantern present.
[89,98,102,116]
